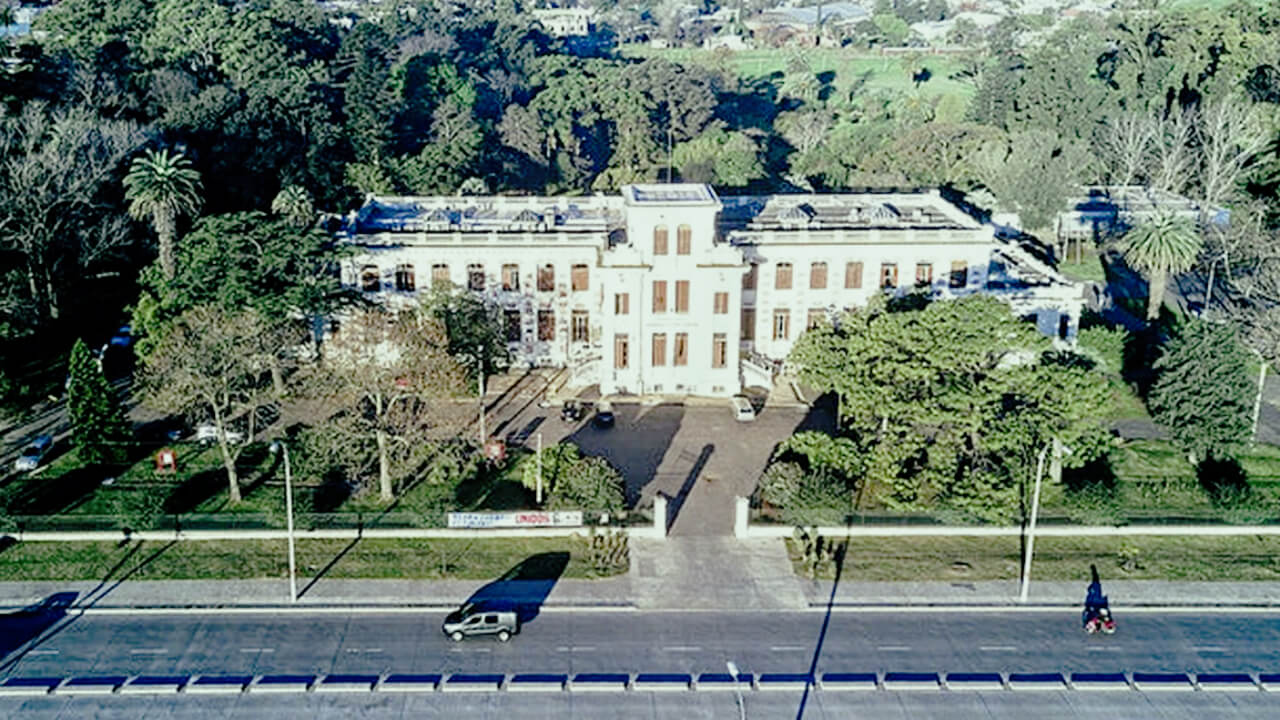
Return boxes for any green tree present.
[1149,320,1254,463]
[1118,212,1202,321]
[422,283,509,381]
[271,185,315,228]
[123,148,204,280]
[521,442,624,512]
[66,339,130,465]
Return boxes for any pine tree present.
[1149,320,1254,463]
[67,339,131,465]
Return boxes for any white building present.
[531,7,595,38]
[338,185,1083,398]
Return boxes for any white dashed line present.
[1192,646,1226,653]
[979,646,1017,652]
[239,647,275,653]
[662,646,701,652]
[129,648,167,655]
[770,645,806,652]
[1086,646,1119,652]
[877,646,912,652]
[27,650,59,656]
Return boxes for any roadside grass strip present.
[944,672,1004,691]
[57,676,126,695]
[755,673,812,691]
[569,673,630,692]
[1196,673,1258,691]
[1131,672,1193,691]
[632,673,692,691]
[1007,672,1067,691]
[695,672,753,690]
[882,672,941,691]
[0,677,62,696]
[1070,672,1131,691]
[186,675,252,694]
[120,675,188,694]
[507,674,567,692]
[819,672,878,691]
[442,673,504,692]
[250,674,314,693]
[316,674,379,693]
[378,673,441,692]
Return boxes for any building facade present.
[338,184,1083,397]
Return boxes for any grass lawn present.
[788,535,1280,582]
[0,535,627,582]
[621,46,974,105]
[1058,246,1107,284]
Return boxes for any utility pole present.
[271,442,297,604]
[477,345,485,447]
[536,432,544,504]
[1252,360,1268,443]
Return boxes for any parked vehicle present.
[195,423,245,446]
[14,435,54,471]
[731,395,756,422]
[561,399,588,422]
[592,400,615,428]
[108,325,133,348]
[442,603,519,642]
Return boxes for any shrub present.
[109,485,168,532]
[780,471,851,526]
[1063,481,1123,526]
[1077,325,1127,375]
[758,461,805,509]
[549,456,625,513]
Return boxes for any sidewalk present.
[805,579,1280,608]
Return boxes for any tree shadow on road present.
[667,444,714,531]
[796,533,848,720]
[460,551,569,626]
[566,403,685,508]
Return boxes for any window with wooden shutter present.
[431,263,449,286]
[674,333,688,366]
[915,263,932,285]
[537,309,554,341]
[652,333,667,366]
[675,280,689,313]
[537,264,554,292]
[677,224,692,255]
[614,293,629,315]
[653,225,668,255]
[880,263,897,288]
[501,264,519,291]
[614,334,629,369]
[711,333,727,368]
[845,261,863,289]
[810,262,827,289]
[467,264,485,291]
[950,261,968,288]
[741,308,755,341]
[571,310,589,342]
[775,263,792,290]
[504,310,521,342]
[652,280,667,312]
[571,264,589,291]
[394,264,415,292]
[807,308,825,329]
[773,309,790,340]
[360,265,380,292]
[713,292,728,314]
[742,264,757,290]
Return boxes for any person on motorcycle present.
[1082,565,1116,634]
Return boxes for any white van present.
[731,396,756,422]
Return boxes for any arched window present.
[394,264,415,292]
[360,265,380,292]
[653,225,668,255]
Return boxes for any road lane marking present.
[1192,646,1226,653]
[877,646,912,651]
[662,646,701,652]
[770,645,806,652]
[980,646,1017,652]
[1086,646,1118,652]
[27,650,58,656]
[571,646,595,653]
[448,647,491,654]
[129,648,167,655]
[239,647,275,653]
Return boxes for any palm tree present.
[1119,211,1202,321]
[123,148,203,280]
[271,184,315,227]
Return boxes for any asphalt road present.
[6,610,1280,678]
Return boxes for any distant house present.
[746,2,870,45]
[703,34,749,51]
[532,7,595,38]
[1056,186,1229,250]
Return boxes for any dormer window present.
[511,209,544,231]
[425,207,452,231]
[865,203,900,224]
[778,203,815,229]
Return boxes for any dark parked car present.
[561,400,587,422]
[592,400,615,428]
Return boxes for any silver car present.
[14,435,53,471]
[442,604,519,642]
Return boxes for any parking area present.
[488,385,835,536]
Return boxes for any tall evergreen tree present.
[1149,320,1254,463]
[66,339,130,465]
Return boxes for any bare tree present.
[316,305,467,502]
[1147,110,1194,195]
[0,104,144,324]
[1192,98,1268,216]
[142,306,281,503]
[1098,112,1158,188]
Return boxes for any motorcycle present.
[1083,605,1116,635]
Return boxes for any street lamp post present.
[271,441,298,603]
[1020,440,1070,604]
[476,345,486,447]
[726,661,745,720]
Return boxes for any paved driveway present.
[492,395,835,536]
